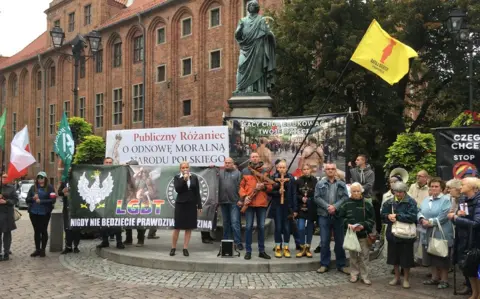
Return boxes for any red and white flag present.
[5,126,36,183]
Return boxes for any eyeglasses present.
[325,168,336,171]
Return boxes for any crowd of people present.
[0,152,479,296]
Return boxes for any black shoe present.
[457,287,472,295]
[259,252,271,259]
[116,243,125,249]
[124,240,133,245]
[30,250,41,257]
[39,250,46,257]
[314,246,321,253]
[202,239,213,244]
[236,243,244,251]
[61,247,73,254]
[96,242,109,249]
[169,248,176,256]
[73,247,80,254]
[183,249,189,256]
[2,254,9,261]
[147,236,160,239]
[244,252,252,260]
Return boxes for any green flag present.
[0,109,6,151]
[54,112,75,182]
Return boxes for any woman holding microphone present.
[170,162,202,257]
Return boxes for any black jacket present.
[453,192,480,263]
[0,184,18,233]
[174,174,202,209]
[295,175,318,220]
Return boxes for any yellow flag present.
[351,19,418,85]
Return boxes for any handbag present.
[363,199,376,246]
[459,218,480,277]
[391,203,416,239]
[427,218,449,257]
[14,208,22,221]
[343,227,362,252]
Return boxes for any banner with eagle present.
[68,165,218,231]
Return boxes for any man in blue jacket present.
[314,163,349,274]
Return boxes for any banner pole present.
[287,60,351,172]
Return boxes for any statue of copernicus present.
[234,0,276,94]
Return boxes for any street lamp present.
[49,26,102,117]
[445,9,477,112]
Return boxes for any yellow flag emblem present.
[351,20,418,85]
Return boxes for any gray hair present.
[391,181,409,193]
[446,179,462,190]
[463,177,480,190]
[350,182,364,193]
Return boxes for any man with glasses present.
[408,170,429,207]
[314,163,349,274]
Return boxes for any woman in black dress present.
[170,162,202,257]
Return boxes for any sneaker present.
[362,279,372,285]
[236,243,244,251]
[403,280,410,289]
[314,246,321,253]
[259,252,271,259]
[244,252,252,260]
[96,242,109,249]
[116,243,125,249]
[274,245,282,258]
[283,246,291,258]
[389,278,400,286]
[61,247,73,255]
[73,247,80,254]
[317,266,328,273]
[337,267,350,275]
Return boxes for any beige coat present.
[408,183,429,207]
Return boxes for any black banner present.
[435,127,480,180]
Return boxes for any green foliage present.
[73,135,106,165]
[384,133,436,184]
[56,117,93,144]
[451,111,480,127]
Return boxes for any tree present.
[56,116,93,145]
[73,135,105,165]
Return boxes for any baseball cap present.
[37,171,47,178]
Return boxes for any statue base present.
[227,93,273,118]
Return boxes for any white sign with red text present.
[105,126,229,166]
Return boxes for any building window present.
[50,152,55,163]
[113,42,122,67]
[183,100,191,116]
[209,50,221,70]
[84,5,91,26]
[54,19,60,27]
[157,65,166,82]
[157,27,166,44]
[80,57,86,78]
[95,49,103,73]
[37,152,41,162]
[37,71,42,90]
[12,113,16,135]
[63,101,70,118]
[210,7,221,28]
[68,12,75,32]
[181,17,192,37]
[133,35,144,63]
[11,76,17,96]
[78,97,85,118]
[50,66,56,87]
[95,93,104,128]
[36,108,41,136]
[132,84,144,123]
[113,88,123,125]
[49,104,56,135]
[181,58,192,76]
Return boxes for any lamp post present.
[445,9,478,112]
[49,26,101,117]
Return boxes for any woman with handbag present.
[448,177,480,299]
[417,178,453,289]
[381,181,418,289]
[0,173,19,261]
[338,182,375,285]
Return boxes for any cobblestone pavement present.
[0,217,465,299]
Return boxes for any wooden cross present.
[275,173,290,204]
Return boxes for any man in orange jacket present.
[239,152,272,260]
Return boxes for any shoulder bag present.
[391,203,416,239]
[14,208,22,221]
[427,218,449,257]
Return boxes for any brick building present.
[0,0,283,183]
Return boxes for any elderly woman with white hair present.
[445,179,462,213]
[381,181,418,289]
[338,182,375,285]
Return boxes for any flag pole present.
[287,60,351,172]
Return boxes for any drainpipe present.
[38,54,47,171]
[137,13,146,129]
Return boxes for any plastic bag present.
[343,227,361,252]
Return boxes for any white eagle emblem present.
[78,170,114,211]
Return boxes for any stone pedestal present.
[227,93,273,118]
[50,206,64,252]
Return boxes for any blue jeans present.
[297,218,314,245]
[273,206,290,244]
[220,204,242,245]
[318,215,346,268]
[291,221,300,245]
[245,207,266,253]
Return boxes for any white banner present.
[106,126,229,166]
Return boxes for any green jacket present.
[338,198,375,238]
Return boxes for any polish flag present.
[5,126,36,183]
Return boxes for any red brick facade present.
[0,0,283,182]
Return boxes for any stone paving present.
[0,216,465,298]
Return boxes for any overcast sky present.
[0,0,51,57]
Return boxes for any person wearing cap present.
[0,173,18,261]
[26,171,56,257]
